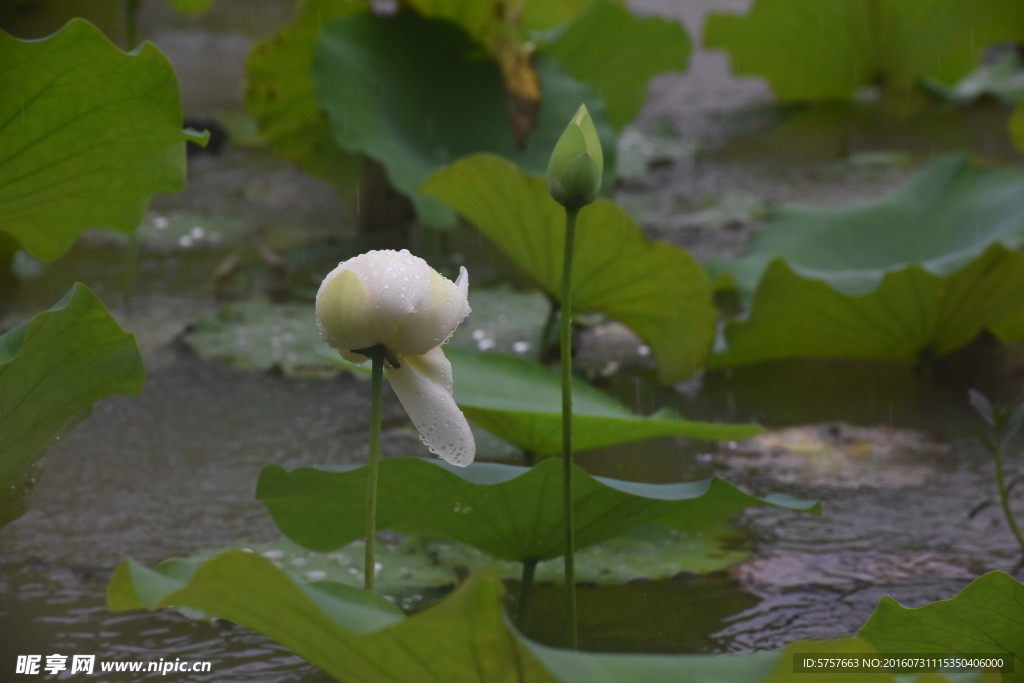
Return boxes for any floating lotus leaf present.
[256,456,819,561]
[0,285,144,526]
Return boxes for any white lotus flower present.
[316,249,475,466]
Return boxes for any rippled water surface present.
[3,0,1024,679]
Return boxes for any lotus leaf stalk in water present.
[316,248,475,589]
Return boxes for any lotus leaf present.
[0,284,144,526]
[709,156,1024,366]
[0,19,204,261]
[108,552,556,682]
[713,243,1024,367]
[446,348,760,454]
[256,456,819,561]
[860,571,1023,683]
[422,154,716,382]
[712,155,1024,298]
[704,0,1024,101]
[537,0,691,129]
[109,551,971,683]
[314,12,614,227]
[244,0,368,205]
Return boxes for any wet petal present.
[455,265,468,297]
[386,267,470,355]
[321,249,434,345]
[316,268,376,352]
[385,347,474,466]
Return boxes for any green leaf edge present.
[256,456,820,560]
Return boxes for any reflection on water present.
[0,560,331,682]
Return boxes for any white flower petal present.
[385,267,470,356]
[385,347,474,467]
[317,249,470,357]
[318,249,434,347]
[455,266,468,297]
[316,269,376,352]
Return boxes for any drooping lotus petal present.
[385,346,475,467]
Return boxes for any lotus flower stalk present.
[316,249,475,589]
[544,103,603,647]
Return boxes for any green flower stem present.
[993,443,1024,558]
[539,297,560,364]
[516,557,539,631]
[365,346,386,591]
[561,206,579,649]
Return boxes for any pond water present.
[1,233,1020,678]
[2,0,1024,680]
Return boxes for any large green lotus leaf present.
[244,0,367,206]
[537,0,690,129]
[314,12,615,228]
[0,284,144,526]
[257,456,819,561]
[703,0,1024,102]
[422,154,716,382]
[860,571,1023,682]
[447,348,759,455]
[109,552,558,682]
[0,19,203,262]
[712,242,1024,368]
[713,155,1024,298]
[110,550,857,683]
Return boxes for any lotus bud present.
[546,103,604,208]
[316,249,475,466]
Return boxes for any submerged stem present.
[994,444,1024,559]
[516,558,539,631]
[560,206,579,649]
[365,346,386,591]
